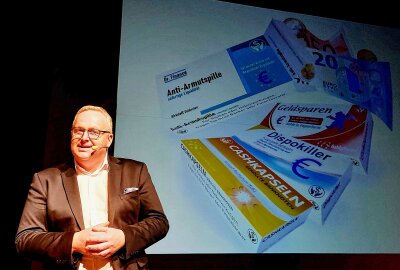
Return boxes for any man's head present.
[70,105,114,164]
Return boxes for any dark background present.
[6,1,399,269]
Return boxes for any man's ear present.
[107,133,114,147]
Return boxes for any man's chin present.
[76,152,93,160]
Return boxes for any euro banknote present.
[264,19,393,130]
[309,48,392,130]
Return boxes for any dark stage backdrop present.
[8,0,399,269]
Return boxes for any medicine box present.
[249,102,373,174]
[181,129,352,251]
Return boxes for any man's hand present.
[72,221,125,258]
[85,222,126,258]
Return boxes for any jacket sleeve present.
[15,170,78,267]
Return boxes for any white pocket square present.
[123,187,139,194]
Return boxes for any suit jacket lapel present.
[62,167,85,230]
[108,156,122,224]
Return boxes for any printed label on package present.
[156,35,294,135]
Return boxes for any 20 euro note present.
[309,48,393,130]
[264,19,353,91]
[264,19,393,130]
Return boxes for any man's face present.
[70,110,113,161]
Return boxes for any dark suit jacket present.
[15,156,169,270]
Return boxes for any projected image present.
[115,0,400,254]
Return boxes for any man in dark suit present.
[16,105,169,270]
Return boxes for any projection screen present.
[115,0,400,253]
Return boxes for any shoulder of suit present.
[36,163,71,176]
[109,155,145,166]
